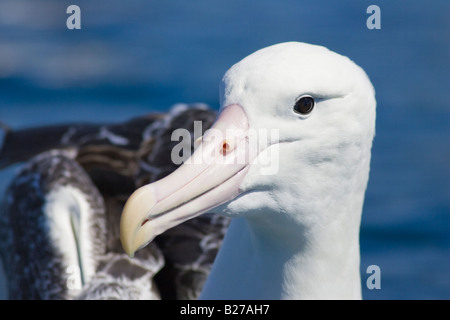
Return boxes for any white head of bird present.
[120,42,376,299]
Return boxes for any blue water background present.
[0,0,448,299]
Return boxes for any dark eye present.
[293,96,315,115]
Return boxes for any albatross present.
[0,105,227,299]
[120,42,376,299]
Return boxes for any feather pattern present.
[0,104,229,299]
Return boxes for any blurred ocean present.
[0,0,448,299]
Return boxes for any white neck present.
[200,207,362,300]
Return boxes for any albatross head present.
[120,42,376,274]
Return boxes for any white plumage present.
[121,42,376,299]
[1,42,376,300]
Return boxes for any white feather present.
[44,185,97,298]
[201,42,375,299]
